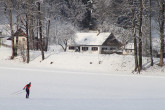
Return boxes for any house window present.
[69,46,75,50]
[22,38,25,41]
[92,47,98,51]
[110,48,115,50]
[82,47,88,51]
[102,47,107,50]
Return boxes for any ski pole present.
[15,91,25,95]
[10,90,23,95]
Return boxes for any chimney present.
[97,29,100,36]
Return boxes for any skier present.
[23,82,31,98]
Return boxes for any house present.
[67,32,123,54]
[122,43,134,55]
[8,28,47,50]
[122,43,160,57]
[13,28,27,49]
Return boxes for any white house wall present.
[79,46,100,54]
[123,49,134,55]
[14,36,27,49]
[67,47,75,52]
[67,45,119,54]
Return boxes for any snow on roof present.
[75,32,111,45]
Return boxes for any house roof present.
[8,28,26,40]
[14,28,26,37]
[7,28,26,40]
[102,33,123,47]
[74,32,111,45]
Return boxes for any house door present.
[76,46,80,52]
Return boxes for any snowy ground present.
[1,65,165,110]
[0,46,165,110]
[0,45,165,75]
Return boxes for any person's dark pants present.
[26,90,30,98]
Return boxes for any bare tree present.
[50,20,76,52]
[91,0,113,31]
[18,0,34,63]
[131,0,139,71]
[1,0,16,59]
[158,0,165,66]
[149,0,154,66]
[37,1,45,60]
[137,0,143,72]
[47,0,87,51]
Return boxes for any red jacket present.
[24,84,31,90]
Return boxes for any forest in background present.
[0,0,164,73]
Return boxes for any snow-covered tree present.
[47,0,87,28]
[1,0,15,59]
[50,20,76,52]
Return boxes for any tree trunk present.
[45,20,50,51]
[64,39,68,52]
[15,1,21,57]
[15,14,19,57]
[26,15,30,63]
[149,0,153,66]
[31,19,35,50]
[132,8,138,71]
[159,0,165,67]
[36,20,39,50]
[9,7,15,59]
[138,0,143,72]
[38,2,45,60]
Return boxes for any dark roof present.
[8,28,26,40]
[14,28,26,37]
[102,33,123,47]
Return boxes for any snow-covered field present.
[0,46,165,110]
